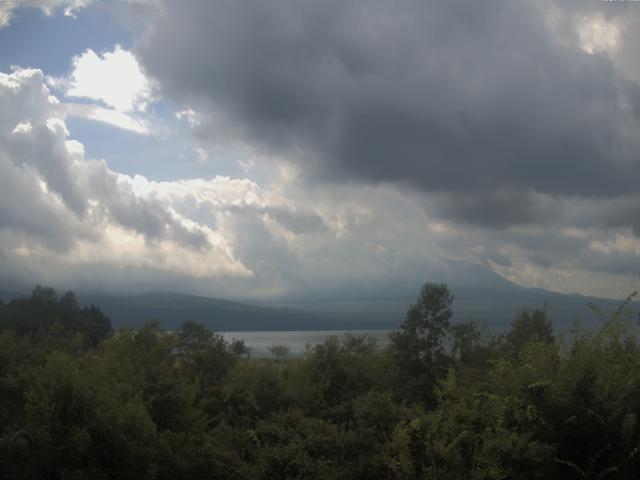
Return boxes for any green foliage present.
[393,282,454,360]
[229,338,251,358]
[390,282,454,406]
[503,308,554,355]
[0,286,111,347]
[1,284,640,478]
[268,344,291,362]
[304,334,380,409]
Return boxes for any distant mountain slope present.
[0,290,25,303]
[77,292,374,331]
[3,260,637,331]
[435,259,523,291]
[445,285,638,330]
[76,286,639,333]
[281,262,639,330]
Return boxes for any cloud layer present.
[0,67,250,292]
[0,66,485,299]
[137,0,640,229]
[1,0,640,301]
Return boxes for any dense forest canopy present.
[1,284,639,479]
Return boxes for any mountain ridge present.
[2,261,637,331]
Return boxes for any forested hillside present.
[1,284,639,479]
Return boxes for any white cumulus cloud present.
[0,66,251,292]
[46,46,155,133]
[65,46,153,112]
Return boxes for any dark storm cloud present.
[137,0,640,228]
[430,189,559,228]
[570,194,640,237]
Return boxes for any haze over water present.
[221,330,392,357]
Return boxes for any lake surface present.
[221,330,392,358]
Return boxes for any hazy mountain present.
[277,260,638,331]
[2,261,636,331]
[75,292,370,331]
[285,288,638,332]
[74,286,637,333]
[0,290,25,303]
[271,257,522,304]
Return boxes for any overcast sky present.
[1,0,640,300]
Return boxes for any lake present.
[221,330,393,357]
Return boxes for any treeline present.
[1,284,639,479]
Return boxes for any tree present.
[451,320,487,365]
[268,344,291,362]
[229,338,251,358]
[176,321,235,392]
[390,282,454,406]
[503,309,553,355]
[391,282,453,362]
[0,286,111,346]
[178,320,214,351]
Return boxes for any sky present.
[1,0,640,301]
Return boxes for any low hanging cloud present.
[136,0,640,230]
